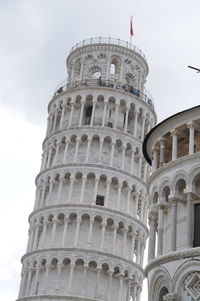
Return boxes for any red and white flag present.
[130,16,134,36]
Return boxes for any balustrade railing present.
[53,78,154,108]
[69,37,146,60]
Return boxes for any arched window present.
[85,106,93,125]
[159,287,168,301]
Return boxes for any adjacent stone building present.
[143,105,200,300]
[16,37,156,301]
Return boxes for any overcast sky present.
[0,1,200,300]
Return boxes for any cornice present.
[35,163,147,187]
[147,153,200,191]
[42,124,143,148]
[21,247,144,274]
[145,247,200,276]
[28,203,149,235]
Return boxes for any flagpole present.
[129,16,133,48]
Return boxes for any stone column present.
[171,130,178,161]
[122,227,127,257]
[46,145,53,168]
[41,151,48,170]
[63,139,69,163]
[47,179,54,205]
[121,144,126,169]
[80,176,86,203]
[61,218,69,247]
[159,139,165,165]
[80,265,88,296]
[54,140,61,165]
[152,146,159,171]
[74,218,81,246]
[40,220,47,247]
[92,177,99,204]
[107,270,113,301]
[141,115,146,141]
[85,137,92,162]
[114,104,119,129]
[138,155,142,178]
[51,218,57,242]
[117,182,122,210]
[188,122,195,154]
[68,176,75,203]
[25,269,32,296]
[126,187,131,214]
[102,101,108,126]
[67,263,75,293]
[148,211,157,261]
[57,175,64,201]
[32,265,40,295]
[130,231,137,260]
[112,224,118,253]
[43,265,50,293]
[130,148,135,173]
[109,141,115,167]
[18,270,26,297]
[117,274,123,301]
[140,240,145,267]
[95,268,101,298]
[55,263,62,291]
[79,101,84,126]
[33,223,40,250]
[68,102,75,127]
[100,222,106,250]
[157,204,164,256]
[98,137,104,163]
[59,102,66,130]
[105,179,111,207]
[124,106,130,132]
[186,192,193,248]
[134,192,139,218]
[90,101,96,126]
[136,285,142,301]
[136,236,141,265]
[134,111,139,137]
[170,198,177,251]
[27,225,35,252]
[73,137,80,162]
[87,218,94,247]
[52,108,58,132]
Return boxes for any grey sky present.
[0,1,200,300]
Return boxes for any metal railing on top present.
[53,78,154,108]
[69,37,146,60]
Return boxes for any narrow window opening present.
[85,105,93,125]
[159,287,169,301]
[194,203,200,247]
[96,195,104,206]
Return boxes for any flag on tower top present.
[130,16,134,36]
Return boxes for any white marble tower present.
[17,37,156,301]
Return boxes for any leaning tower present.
[17,37,156,301]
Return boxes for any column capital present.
[171,129,179,136]
[187,121,195,129]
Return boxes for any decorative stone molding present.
[163,293,178,301]
[184,272,200,300]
